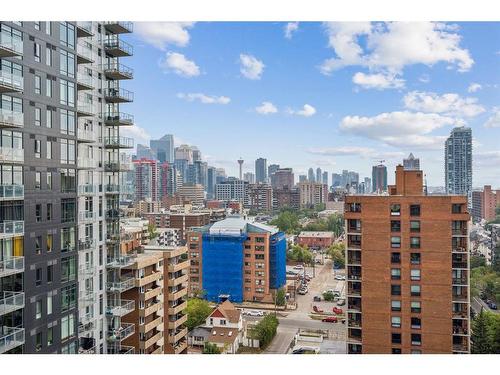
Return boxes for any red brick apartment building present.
[345,165,470,354]
[297,231,335,249]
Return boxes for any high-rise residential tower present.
[316,168,322,184]
[445,127,472,206]
[255,158,267,183]
[372,164,388,193]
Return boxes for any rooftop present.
[208,216,279,236]
[298,231,335,238]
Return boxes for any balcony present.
[103,61,133,80]
[168,260,189,273]
[452,238,468,253]
[108,322,135,342]
[347,266,362,282]
[79,337,96,354]
[174,339,188,354]
[452,324,469,336]
[140,299,162,318]
[76,42,93,64]
[77,101,95,117]
[79,211,96,223]
[0,292,24,316]
[103,111,134,127]
[347,235,361,249]
[347,219,361,234]
[0,108,23,128]
[78,317,96,335]
[79,262,95,278]
[347,253,361,266]
[105,184,120,194]
[0,32,23,57]
[167,313,187,330]
[168,287,188,301]
[452,290,469,303]
[104,36,133,57]
[76,73,94,91]
[168,273,188,287]
[143,286,163,301]
[76,21,93,38]
[107,276,135,293]
[452,276,468,286]
[135,271,162,288]
[78,238,94,252]
[345,202,361,213]
[104,87,134,103]
[168,300,187,315]
[106,254,136,269]
[104,161,120,172]
[78,157,98,169]
[0,184,23,201]
[0,147,23,163]
[104,22,133,34]
[106,299,135,317]
[107,344,135,354]
[102,136,134,149]
[168,327,188,345]
[0,71,23,94]
[348,317,362,329]
[78,184,96,195]
[140,330,162,350]
[140,315,163,334]
[0,327,24,354]
[347,329,362,343]
[79,290,96,306]
[0,221,24,240]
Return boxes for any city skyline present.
[120,22,500,186]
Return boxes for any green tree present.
[185,298,212,331]
[202,342,221,354]
[327,243,346,268]
[249,314,279,349]
[275,288,286,306]
[287,244,313,264]
[323,291,335,302]
[472,309,492,353]
[270,210,300,234]
[471,255,486,269]
[147,223,158,239]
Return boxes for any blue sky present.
[120,22,500,186]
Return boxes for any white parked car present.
[293,265,304,270]
[335,275,346,280]
[245,310,264,317]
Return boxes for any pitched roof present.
[208,300,241,323]
[208,327,238,345]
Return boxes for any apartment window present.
[410,204,421,216]
[61,284,77,312]
[410,237,420,249]
[34,139,41,158]
[391,236,401,248]
[391,252,401,264]
[47,203,52,220]
[410,253,421,265]
[59,22,75,49]
[452,204,463,214]
[392,333,402,344]
[411,317,421,329]
[35,204,42,222]
[46,78,52,97]
[45,21,51,35]
[34,172,41,190]
[47,234,53,253]
[35,332,42,351]
[391,268,401,280]
[220,319,226,326]
[34,22,41,30]
[411,301,421,313]
[47,327,53,346]
[46,172,52,190]
[60,109,75,135]
[35,107,41,126]
[410,269,421,281]
[61,314,75,341]
[411,349,422,354]
[35,267,42,286]
[60,138,76,164]
[61,256,76,282]
[59,79,75,107]
[46,48,52,66]
[411,285,421,297]
[391,285,401,296]
[255,237,265,243]
[255,254,265,260]
[391,220,401,232]
[392,348,402,354]
[390,204,401,216]
[34,42,41,62]
[36,300,42,319]
[60,169,76,193]
[34,75,41,94]
[411,334,422,346]
[391,316,401,328]
[410,221,420,233]
[59,49,75,78]
[46,109,52,128]
[391,300,401,312]
[47,265,53,283]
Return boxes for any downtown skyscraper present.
[445,127,472,205]
[255,157,267,183]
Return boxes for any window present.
[60,109,75,135]
[411,349,422,354]
[46,78,52,97]
[392,333,402,344]
[410,237,420,249]
[35,332,42,351]
[59,79,75,107]
[411,301,421,313]
[410,269,421,281]
[47,327,53,346]
[47,265,53,283]
[35,204,42,222]
[255,237,265,243]
[411,317,421,329]
[391,252,401,264]
[410,221,420,233]
[391,300,401,312]
[59,22,75,49]
[60,169,76,193]
[391,268,401,280]
[46,48,52,66]
[391,284,401,296]
[35,107,41,126]
[36,300,42,319]
[411,334,421,346]
[410,253,421,265]
[34,22,41,30]
[35,172,41,189]
[34,75,41,94]
[59,49,75,78]
[60,138,76,164]
[61,284,77,311]
[452,204,463,214]
[392,348,402,354]
[220,319,226,325]
[47,173,52,189]
[34,42,41,62]
[391,236,401,248]
[35,267,42,286]
[411,285,421,296]
[34,139,41,158]
[47,203,52,220]
[61,314,75,341]
[47,234,53,253]
[410,205,421,216]
[390,204,401,216]
[391,221,401,232]
[45,22,51,35]
[391,316,401,328]
[46,109,52,128]
[35,235,42,254]
[61,256,76,282]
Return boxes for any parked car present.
[313,295,322,302]
[313,305,324,313]
[298,288,308,295]
[488,301,498,310]
[293,265,304,270]
[337,298,346,306]
[322,316,338,323]
[292,347,320,354]
[332,307,343,315]
[335,275,346,280]
[245,310,264,317]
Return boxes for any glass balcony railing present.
[106,299,135,317]
[0,184,24,201]
[106,277,135,293]
[0,327,25,354]
[0,70,23,92]
[106,254,135,268]
[0,291,24,316]
[77,127,97,142]
[102,136,134,149]
[0,147,23,163]
[78,184,96,195]
[0,108,23,128]
[76,21,93,38]
[77,101,95,116]
[104,162,120,172]
[0,221,24,239]
[102,61,133,80]
[79,263,95,277]
[76,42,93,63]
[79,290,96,304]
[76,73,94,90]
[79,211,96,222]
[107,344,135,354]
[0,32,23,57]
[105,184,120,194]
[0,256,24,278]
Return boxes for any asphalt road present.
[472,296,499,315]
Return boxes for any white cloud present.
[239,54,265,80]
[352,72,405,90]
[255,101,278,115]
[288,104,317,117]
[484,107,500,128]
[419,74,430,83]
[160,52,200,77]
[340,111,462,149]
[468,83,482,93]
[307,146,404,160]
[135,22,194,50]
[320,22,473,77]
[403,91,485,117]
[284,22,299,39]
[177,93,230,105]
[120,124,151,146]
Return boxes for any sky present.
[120,22,500,187]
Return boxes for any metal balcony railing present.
[0,326,24,354]
[103,22,133,34]
[79,263,95,277]
[102,136,134,149]
[103,36,133,57]
[0,147,23,163]
[0,32,23,57]
[0,108,23,128]
[79,290,96,305]
[79,211,96,222]
[78,184,96,195]
[76,42,93,64]
[102,61,133,80]
[106,299,135,317]
[103,111,134,126]
[104,87,134,103]
[0,292,24,316]
[78,238,94,251]
[106,277,135,293]
[0,70,23,93]
[108,322,135,342]
[0,184,23,201]
[0,221,24,239]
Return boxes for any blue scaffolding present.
[269,231,287,289]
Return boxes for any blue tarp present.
[269,231,287,289]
